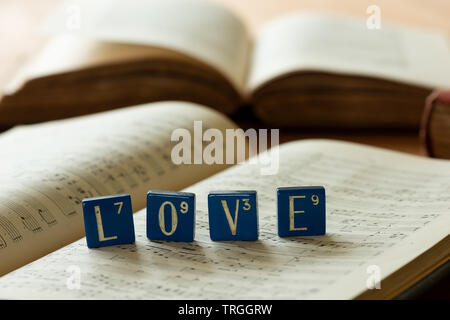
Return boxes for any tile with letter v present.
[208,190,258,241]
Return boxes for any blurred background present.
[0,0,449,299]
[1,0,449,155]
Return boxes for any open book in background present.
[0,100,449,299]
[1,0,450,128]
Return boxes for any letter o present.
[158,201,178,236]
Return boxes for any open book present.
[1,0,450,128]
[0,100,449,299]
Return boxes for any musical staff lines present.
[0,234,6,249]
[0,216,22,242]
[28,185,78,217]
[0,198,42,233]
[13,190,57,226]
[62,169,109,196]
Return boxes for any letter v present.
[221,199,239,235]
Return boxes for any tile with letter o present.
[208,190,258,241]
[82,194,135,248]
[147,190,195,242]
[277,186,326,237]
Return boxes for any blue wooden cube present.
[82,194,135,248]
[208,191,258,241]
[147,190,195,241]
[277,186,326,237]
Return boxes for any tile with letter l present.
[277,186,326,237]
[147,190,195,242]
[82,194,135,248]
[208,190,258,241]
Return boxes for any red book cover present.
[420,90,450,157]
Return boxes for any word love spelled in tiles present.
[82,187,326,248]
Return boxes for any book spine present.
[420,90,450,158]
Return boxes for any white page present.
[0,101,237,276]
[247,11,450,91]
[41,0,251,92]
[1,140,449,299]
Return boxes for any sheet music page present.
[0,101,237,276]
[1,140,449,299]
[41,0,251,92]
[247,11,450,92]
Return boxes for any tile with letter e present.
[82,194,135,248]
[277,186,326,237]
[147,190,195,242]
[208,190,258,241]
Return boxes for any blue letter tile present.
[208,191,258,241]
[82,194,135,248]
[277,186,326,237]
[147,190,195,242]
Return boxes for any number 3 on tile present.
[242,199,251,211]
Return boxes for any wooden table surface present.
[2,0,449,156]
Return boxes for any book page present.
[3,38,203,95]
[1,140,449,299]
[247,11,450,92]
[40,0,251,93]
[0,101,237,276]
